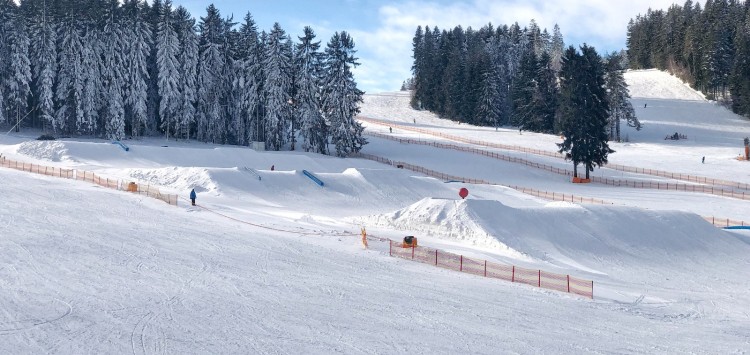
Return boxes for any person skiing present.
[271,165,275,171]
[190,188,196,206]
[702,156,705,164]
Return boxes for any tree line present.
[410,21,642,177]
[627,0,750,118]
[410,21,640,142]
[0,0,366,157]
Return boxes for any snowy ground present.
[1,70,750,353]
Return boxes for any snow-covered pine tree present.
[262,22,293,151]
[145,0,162,133]
[122,0,151,138]
[196,4,226,143]
[230,12,261,146]
[156,0,181,139]
[101,0,126,140]
[321,31,366,157]
[174,6,198,140]
[550,24,564,73]
[605,52,641,142]
[0,0,8,124]
[28,0,57,132]
[79,27,101,135]
[4,8,31,131]
[295,26,327,154]
[55,17,86,133]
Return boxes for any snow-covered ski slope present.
[2,69,750,353]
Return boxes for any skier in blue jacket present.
[190,188,197,206]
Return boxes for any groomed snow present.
[2,69,750,353]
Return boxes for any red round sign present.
[459,187,469,199]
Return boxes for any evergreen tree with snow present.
[122,0,151,138]
[26,0,57,132]
[196,4,226,143]
[55,17,86,133]
[557,45,613,180]
[3,7,31,131]
[550,24,564,73]
[262,22,293,151]
[101,1,126,140]
[605,52,641,142]
[233,12,262,145]
[295,26,327,154]
[321,31,367,157]
[156,0,181,139]
[174,6,198,140]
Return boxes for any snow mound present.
[123,166,217,193]
[363,197,744,280]
[544,201,584,209]
[363,198,529,259]
[16,141,73,163]
[625,69,706,101]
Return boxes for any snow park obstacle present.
[302,170,324,186]
[572,177,591,183]
[112,141,129,151]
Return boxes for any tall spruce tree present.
[4,7,31,131]
[122,0,151,138]
[174,6,198,140]
[605,52,640,142]
[196,4,226,143]
[262,22,293,151]
[295,26,327,154]
[321,31,366,157]
[156,0,180,139]
[27,0,57,132]
[557,45,613,179]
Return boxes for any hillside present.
[1,69,750,353]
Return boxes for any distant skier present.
[644,103,647,108]
[702,156,705,164]
[189,188,197,206]
[271,165,275,171]
[389,127,392,133]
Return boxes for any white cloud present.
[351,0,696,93]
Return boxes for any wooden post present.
[411,245,415,260]
[435,250,438,265]
[484,260,487,277]
[512,266,515,282]
[538,270,541,287]
[460,255,463,272]
[389,240,392,257]
[567,275,570,293]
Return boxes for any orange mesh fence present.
[361,116,750,192]
[388,239,594,299]
[364,130,750,201]
[1,156,177,206]
[353,152,609,205]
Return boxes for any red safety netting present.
[388,239,594,299]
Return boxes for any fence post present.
[411,245,415,260]
[484,260,487,277]
[389,240,392,257]
[591,281,594,299]
[512,266,515,282]
[435,250,438,265]
[567,275,570,293]
[538,270,541,287]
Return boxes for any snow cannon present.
[402,236,418,248]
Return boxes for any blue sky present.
[174,0,693,93]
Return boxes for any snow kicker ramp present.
[364,198,750,286]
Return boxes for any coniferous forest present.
[410,21,640,142]
[0,0,366,157]
[627,0,750,118]
[410,21,637,176]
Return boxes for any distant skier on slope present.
[190,188,197,206]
